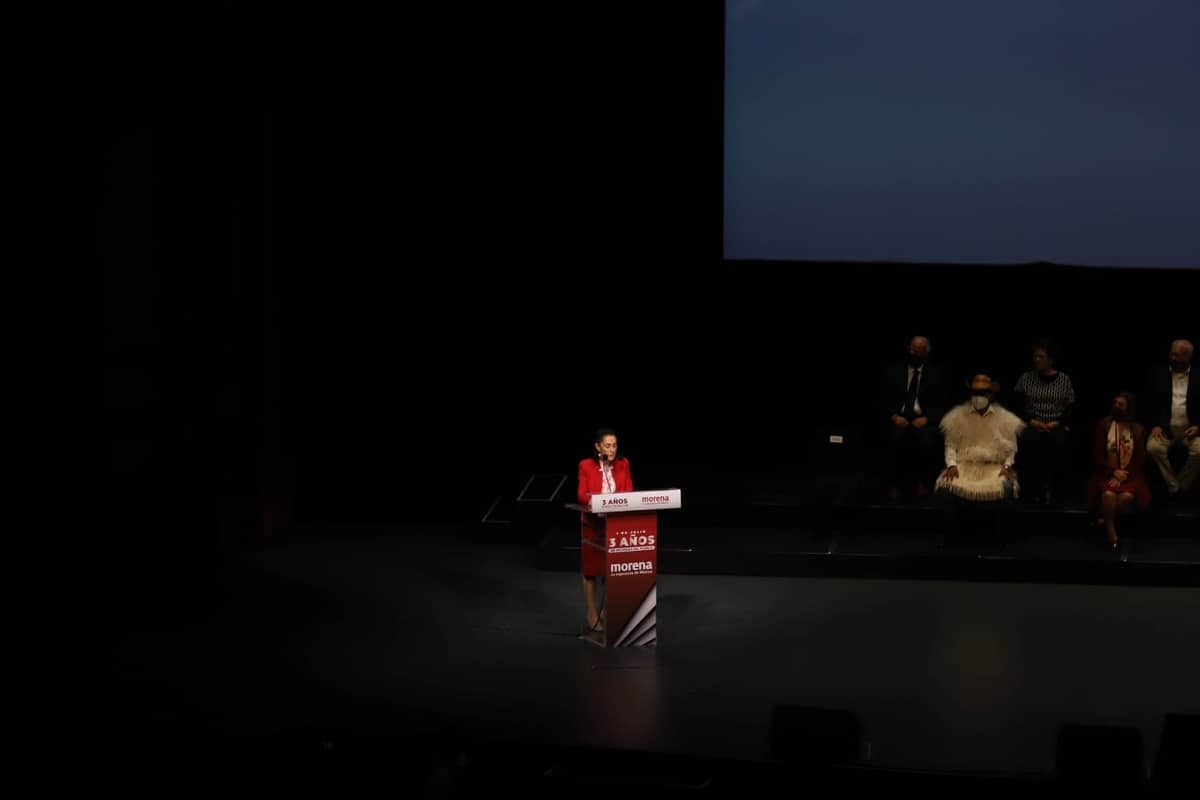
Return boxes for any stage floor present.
[86,524,1200,786]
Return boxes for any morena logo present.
[610,561,653,574]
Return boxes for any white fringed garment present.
[935,403,1026,501]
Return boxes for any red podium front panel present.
[600,510,658,647]
[579,489,681,648]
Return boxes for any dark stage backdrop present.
[93,5,1196,544]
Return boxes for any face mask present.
[971,395,990,411]
[1112,406,1127,420]
[908,354,924,367]
[1170,359,1186,372]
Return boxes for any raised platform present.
[537,470,1200,586]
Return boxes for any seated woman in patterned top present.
[1013,339,1076,505]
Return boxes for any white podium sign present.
[589,489,682,514]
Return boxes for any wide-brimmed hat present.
[967,374,1000,393]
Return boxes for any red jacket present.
[1091,418,1147,479]
[577,457,633,507]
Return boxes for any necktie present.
[905,368,920,414]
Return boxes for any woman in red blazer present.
[577,427,633,631]
[1088,392,1151,549]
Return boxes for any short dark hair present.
[1114,391,1137,419]
[1032,338,1059,362]
[594,427,617,444]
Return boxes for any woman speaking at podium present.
[577,428,632,631]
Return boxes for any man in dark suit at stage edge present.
[880,335,948,501]
[1144,338,1200,501]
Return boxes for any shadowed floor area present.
[77,523,1200,791]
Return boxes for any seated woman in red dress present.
[1088,392,1151,549]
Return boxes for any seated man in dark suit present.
[1144,339,1200,499]
[879,336,947,500]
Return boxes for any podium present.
[569,489,682,647]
